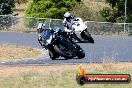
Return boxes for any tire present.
[54,39,74,59]
[64,56,73,59]
[81,30,94,43]
[76,48,85,59]
[76,75,86,85]
[49,51,59,60]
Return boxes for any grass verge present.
[0,44,43,61]
[0,63,131,88]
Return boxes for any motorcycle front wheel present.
[49,51,59,60]
[54,39,74,59]
[76,48,85,59]
[49,51,56,60]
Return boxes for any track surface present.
[0,32,132,65]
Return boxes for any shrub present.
[25,0,77,19]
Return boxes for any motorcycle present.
[64,17,94,43]
[37,23,85,60]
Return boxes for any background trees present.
[100,0,132,22]
[25,0,78,19]
[15,0,28,4]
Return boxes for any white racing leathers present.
[63,18,74,32]
[63,17,87,33]
[63,17,94,43]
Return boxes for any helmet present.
[37,23,46,33]
[64,12,72,21]
[64,12,71,18]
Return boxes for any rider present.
[37,23,47,47]
[63,12,75,32]
[63,12,81,42]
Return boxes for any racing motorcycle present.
[64,18,94,43]
[37,23,85,60]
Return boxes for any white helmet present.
[37,23,46,33]
[64,12,71,18]
[37,23,46,29]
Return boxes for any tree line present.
[1,0,132,23]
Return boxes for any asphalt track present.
[0,32,132,65]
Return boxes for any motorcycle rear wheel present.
[81,30,94,43]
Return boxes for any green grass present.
[0,64,131,88]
